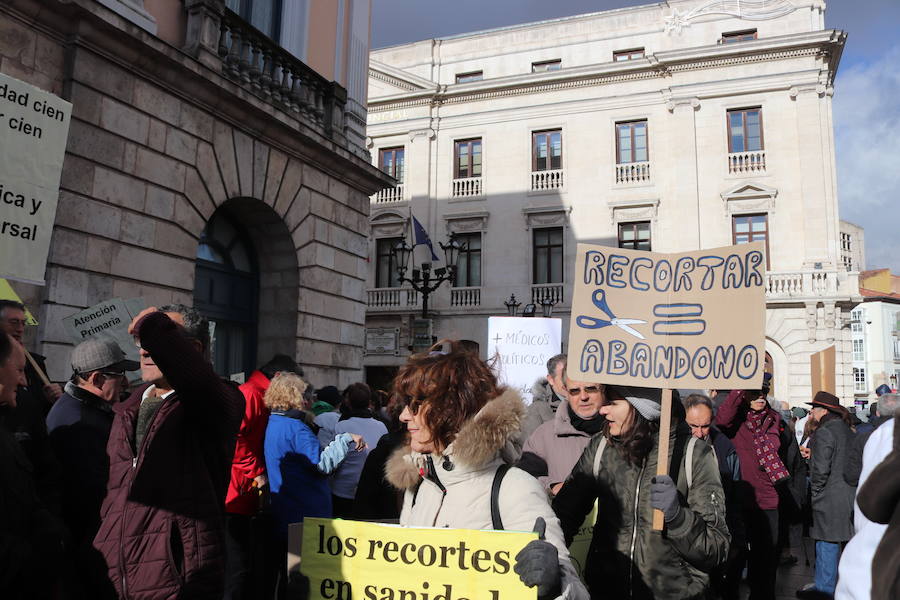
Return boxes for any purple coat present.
[92,313,243,599]
[716,390,782,511]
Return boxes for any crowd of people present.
[1,298,899,600]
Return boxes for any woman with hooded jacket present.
[552,385,729,600]
[384,342,589,600]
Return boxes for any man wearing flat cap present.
[797,391,855,599]
[46,338,139,598]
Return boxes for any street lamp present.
[540,298,557,318]
[391,234,466,318]
[504,293,521,316]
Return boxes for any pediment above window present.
[522,206,570,229]
[370,209,407,237]
[720,182,777,215]
[444,210,489,234]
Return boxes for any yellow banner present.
[301,518,538,600]
[0,277,37,324]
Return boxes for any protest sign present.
[810,345,836,395]
[0,74,72,285]
[567,242,766,390]
[62,298,146,363]
[0,277,38,324]
[487,317,562,404]
[301,518,537,600]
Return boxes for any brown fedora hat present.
[807,390,846,414]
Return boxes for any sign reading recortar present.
[0,74,72,285]
[568,242,766,389]
[488,317,561,405]
[301,517,537,600]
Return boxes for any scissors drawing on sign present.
[575,289,647,340]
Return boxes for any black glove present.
[650,475,681,523]
[514,517,561,598]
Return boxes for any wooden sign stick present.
[652,388,673,531]
[24,347,51,387]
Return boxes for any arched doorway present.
[194,209,259,378]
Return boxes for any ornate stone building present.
[2,0,390,386]
[364,0,862,406]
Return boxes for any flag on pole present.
[411,214,439,261]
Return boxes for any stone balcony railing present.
[450,287,481,307]
[728,151,766,174]
[765,270,859,302]
[372,184,404,204]
[531,169,564,191]
[452,177,482,198]
[532,283,565,305]
[210,8,348,146]
[615,161,651,184]
[366,287,420,310]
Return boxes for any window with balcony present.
[854,367,867,393]
[378,147,404,181]
[375,237,403,288]
[455,71,483,84]
[618,221,651,251]
[531,130,563,190]
[732,213,770,267]
[226,0,282,41]
[721,29,758,44]
[615,120,650,183]
[533,227,563,284]
[453,138,483,197]
[727,107,765,173]
[532,60,562,72]
[853,338,865,362]
[613,48,645,61]
[453,233,481,288]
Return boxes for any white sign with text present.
[487,317,562,405]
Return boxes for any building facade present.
[364,0,862,406]
[852,269,900,405]
[3,0,391,387]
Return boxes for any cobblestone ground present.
[740,538,817,600]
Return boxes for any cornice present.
[369,30,845,114]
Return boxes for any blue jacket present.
[264,410,353,539]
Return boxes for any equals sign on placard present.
[652,303,706,336]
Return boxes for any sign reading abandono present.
[567,242,766,390]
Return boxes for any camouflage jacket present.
[553,423,730,600]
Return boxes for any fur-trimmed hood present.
[385,388,525,490]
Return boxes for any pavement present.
[739,541,817,600]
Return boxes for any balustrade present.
[531,169,564,191]
[531,283,564,305]
[452,177,482,198]
[450,287,481,307]
[373,184,404,204]
[615,162,651,184]
[728,151,766,174]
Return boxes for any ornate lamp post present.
[391,234,465,319]
[540,297,557,318]
[504,293,521,317]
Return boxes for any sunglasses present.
[568,386,602,395]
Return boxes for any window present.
[853,339,865,362]
[851,308,864,333]
[378,147,405,182]
[453,233,481,287]
[893,336,900,361]
[455,71,483,84]
[616,121,648,164]
[727,108,764,153]
[375,237,403,288]
[613,48,645,61]
[532,130,562,172]
[532,60,561,73]
[732,214,770,265]
[226,0,282,41]
[721,29,757,44]
[618,222,651,251]
[853,367,867,393]
[533,227,563,284]
[454,138,482,179]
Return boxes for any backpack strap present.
[592,437,608,479]
[669,430,689,487]
[491,464,512,530]
[684,436,698,489]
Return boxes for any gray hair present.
[546,353,567,377]
[683,393,714,412]
[877,393,900,417]
[158,304,210,355]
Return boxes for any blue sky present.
[372,0,900,272]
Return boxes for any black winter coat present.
[809,415,855,542]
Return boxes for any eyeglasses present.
[568,386,602,395]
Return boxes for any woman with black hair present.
[553,384,729,600]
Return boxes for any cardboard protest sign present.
[810,345,836,396]
[568,242,766,390]
[301,517,537,600]
[487,317,562,404]
[62,298,146,364]
[0,74,72,285]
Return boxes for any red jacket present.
[226,371,271,515]
[716,389,782,511]
[92,313,244,599]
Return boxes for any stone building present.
[2,0,390,386]
[364,0,862,406]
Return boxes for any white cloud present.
[834,45,900,271]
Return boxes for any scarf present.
[568,404,605,435]
[745,409,789,485]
